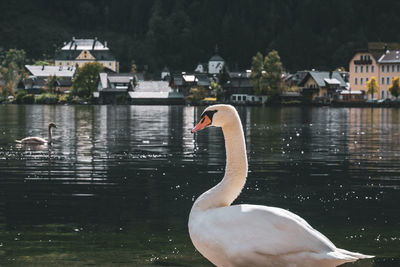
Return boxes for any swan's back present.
[18,136,47,144]
[189,204,371,267]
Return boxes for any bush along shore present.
[10,91,92,105]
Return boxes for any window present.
[361,66,363,72]
[382,91,384,99]
[243,96,247,101]
[382,77,385,84]
[387,77,390,84]
[238,96,242,101]
[387,65,390,72]
[355,78,358,85]
[59,62,62,66]
[393,65,395,72]
[232,96,236,101]
[387,91,390,98]
[360,55,364,60]
[371,65,374,72]
[382,65,385,72]
[366,78,369,82]
[360,78,363,85]
[366,66,369,72]
[355,66,358,73]
[259,97,262,101]
[397,65,400,72]
[252,96,255,101]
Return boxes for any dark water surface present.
[0,105,399,266]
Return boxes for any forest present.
[1,0,400,76]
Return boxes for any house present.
[348,42,400,99]
[336,90,366,102]
[223,71,267,104]
[299,71,347,103]
[128,81,184,105]
[95,72,136,104]
[17,77,47,94]
[55,37,119,72]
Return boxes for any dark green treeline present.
[1,0,399,75]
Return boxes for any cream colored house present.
[349,45,400,99]
[55,37,119,72]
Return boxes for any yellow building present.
[348,43,400,99]
[55,37,119,72]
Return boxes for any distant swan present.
[16,122,57,145]
[189,104,373,267]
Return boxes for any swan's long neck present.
[48,127,52,144]
[193,116,248,211]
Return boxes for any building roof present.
[298,71,346,87]
[378,50,400,63]
[368,42,400,60]
[107,73,135,84]
[25,65,76,78]
[61,38,109,51]
[98,73,136,91]
[209,54,224,62]
[196,74,211,86]
[134,81,172,93]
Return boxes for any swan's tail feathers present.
[15,140,21,144]
[336,248,374,259]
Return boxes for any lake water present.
[0,105,399,266]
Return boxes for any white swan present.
[189,104,373,267]
[16,122,57,145]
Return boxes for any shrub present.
[35,93,59,104]
[16,90,27,104]
[22,94,35,104]
[58,94,68,104]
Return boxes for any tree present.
[0,49,26,96]
[250,50,283,96]
[72,62,104,98]
[366,77,379,99]
[389,77,400,99]
[249,52,264,95]
[262,50,284,95]
[187,86,207,104]
[46,75,59,94]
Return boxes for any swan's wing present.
[191,204,337,258]
[20,137,47,144]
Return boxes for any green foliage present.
[250,50,283,96]
[46,75,59,94]
[389,77,400,98]
[187,86,208,104]
[33,60,51,66]
[218,65,230,87]
[58,94,68,104]
[0,49,27,95]
[366,77,379,99]
[35,93,58,104]
[22,94,35,104]
[0,1,399,73]
[72,62,103,98]
[15,90,26,104]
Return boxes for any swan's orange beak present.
[191,115,212,133]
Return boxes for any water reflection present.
[0,105,399,266]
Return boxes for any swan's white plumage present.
[16,123,56,145]
[189,104,373,267]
